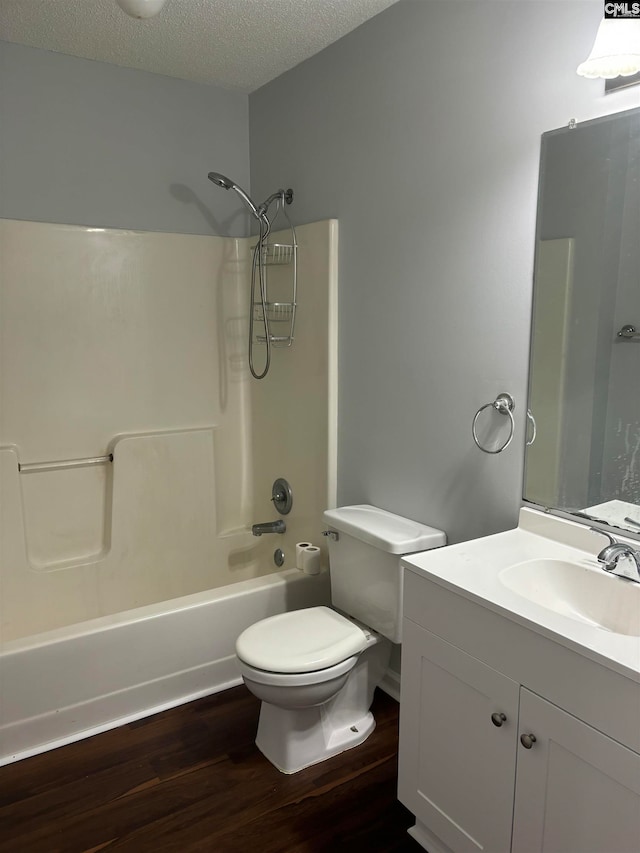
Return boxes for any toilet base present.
[252,636,390,774]
[256,702,376,774]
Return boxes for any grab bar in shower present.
[18,454,113,473]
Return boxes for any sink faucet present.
[590,528,640,583]
[252,520,286,537]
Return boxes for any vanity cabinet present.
[512,689,640,853]
[398,571,640,853]
[398,619,519,852]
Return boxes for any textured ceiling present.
[0,0,400,92]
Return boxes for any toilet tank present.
[322,505,446,643]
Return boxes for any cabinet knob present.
[491,712,507,727]
[520,733,537,749]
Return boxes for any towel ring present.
[472,393,515,454]
[526,409,537,447]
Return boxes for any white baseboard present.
[408,820,452,853]
[379,666,401,702]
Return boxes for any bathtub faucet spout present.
[252,520,286,536]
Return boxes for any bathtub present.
[0,569,329,766]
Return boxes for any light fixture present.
[577,18,640,80]
[116,0,169,19]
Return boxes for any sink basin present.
[499,559,640,636]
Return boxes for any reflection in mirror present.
[524,108,640,537]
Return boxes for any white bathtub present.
[0,569,329,766]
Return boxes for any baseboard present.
[378,665,401,702]
[408,820,452,853]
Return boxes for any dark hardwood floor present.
[0,686,420,852]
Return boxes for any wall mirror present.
[524,106,640,537]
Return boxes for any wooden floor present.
[0,686,420,852]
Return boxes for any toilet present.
[235,504,446,774]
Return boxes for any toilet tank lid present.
[323,505,446,554]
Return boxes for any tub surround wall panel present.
[0,218,335,641]
[249,0,640,545]
[0,41,250,237]
[0,220,242,459]
[0,221,255,642]
[250,220,338,571]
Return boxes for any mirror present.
[524,107,640,537]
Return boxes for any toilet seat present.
[237,655,359,687]
[236,606,368,674]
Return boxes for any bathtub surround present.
[0,216,336,761]
[0,217,336,642]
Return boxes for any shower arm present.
[207,172,292,231]
[256,189,293,222]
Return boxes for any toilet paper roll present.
[295,542,312,569]
[300,545,321,576]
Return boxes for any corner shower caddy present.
[251,233,297,347]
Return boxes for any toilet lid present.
[236,606,368,673]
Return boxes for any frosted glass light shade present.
[577,18,640,78]
[116,0,168,18]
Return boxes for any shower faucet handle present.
[271,478,293,515]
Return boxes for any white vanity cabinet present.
[399,619,519,852]
[512,689,640,853]
[398,568,640,853]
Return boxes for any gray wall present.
[0,41,250,236]
[249,0,640,544]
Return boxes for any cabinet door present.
[513,688,640,853]
[398,619,520,853]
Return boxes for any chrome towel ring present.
[472,393,515,454]
[526,409,537,447]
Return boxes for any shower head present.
[207,172,234,190]
[207,171,263,221]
